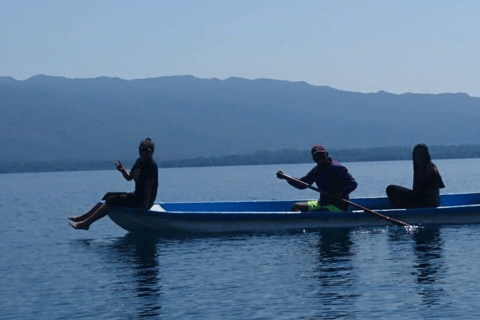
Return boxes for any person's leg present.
[307,201,343,212]
[386,185,416,208]
[69,203,112,230]
[322,204,343,212]
[413,192,440,208]
[292,202,309,212]
[68,202,102,222]
[68,192,125,221]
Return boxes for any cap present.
[311,144,327,156]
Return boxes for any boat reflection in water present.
[412,228,445,307]
[108,233,162,319]
[314,229,360,318]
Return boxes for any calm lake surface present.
[2,159,480,319]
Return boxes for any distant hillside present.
[1,75,480,164]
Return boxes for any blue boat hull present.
[108,193,480,233]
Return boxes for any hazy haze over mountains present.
[1,75,479,164]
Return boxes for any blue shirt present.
[298,158,358,209]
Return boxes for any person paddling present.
[277,144,357,212]
[69,138,159,230]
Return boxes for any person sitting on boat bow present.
[386,143,445,208]
[277,144,358,212]
[69,137,159,230]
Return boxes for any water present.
[2,159,480,319]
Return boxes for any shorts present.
[102,192,142,209]
[307,200,343,212]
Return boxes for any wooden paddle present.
[278,172,414,229]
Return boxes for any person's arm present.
[114,160,133,181]
[419,164,442,192]
[138,162,158,210]
[337,166,358,197]
[140,179,155,210]
[277,169,314,190]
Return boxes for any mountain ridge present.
[1,74,479,163]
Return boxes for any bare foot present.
[69,221,90,230]
[68,216,82,222]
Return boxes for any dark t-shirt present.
[300,158,358,210]
[131,158,159,207]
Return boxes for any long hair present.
[412,143,445,190]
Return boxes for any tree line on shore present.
[2,144,480,174]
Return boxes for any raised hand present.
[114,160,124,172]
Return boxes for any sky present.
[1,0,480,96]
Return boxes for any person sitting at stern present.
[386,143,445,208]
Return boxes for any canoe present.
[107,192,480,233]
